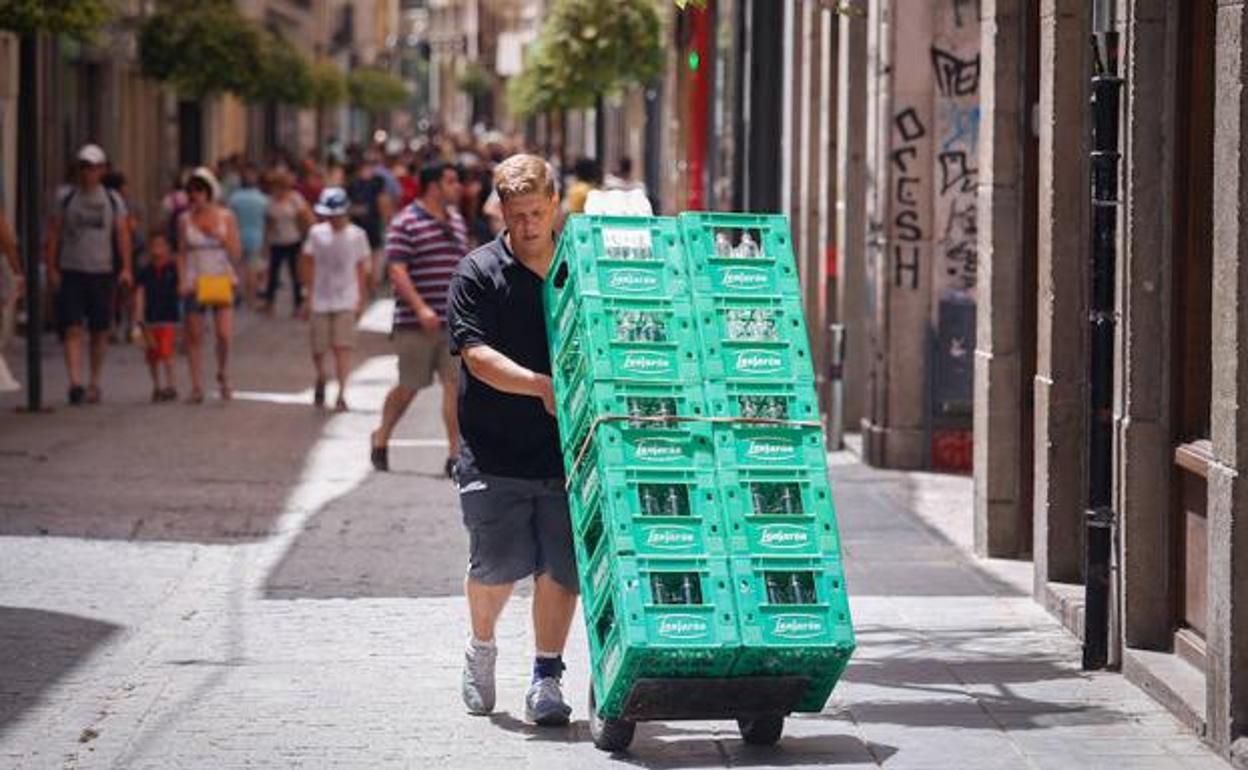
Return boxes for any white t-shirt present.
[302,221,371,313]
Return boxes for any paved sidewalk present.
[0,307,1229,769]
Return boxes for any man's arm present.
[461,343,555,415]
[297,250,313,320]
[0,213,22,296]
[387,262,439,331]
[133,284,146,327]
[377,190,394,227]
[116,213,134,287]
[43,214,62,290]
[355,258,368,316]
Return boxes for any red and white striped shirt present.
[384,201,469,330]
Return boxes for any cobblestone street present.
[0,305,1227,769]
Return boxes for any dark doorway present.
[1169,0,1215,671]
[177,100,203,169]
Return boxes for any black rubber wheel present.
[737,714,785,746]
[588,683,636,752]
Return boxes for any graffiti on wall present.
[890,107,927,291]
[931,45,980,296]
[949,0,977,30]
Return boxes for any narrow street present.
[0,308,1227,769]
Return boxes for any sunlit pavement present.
[0,304,1228,769]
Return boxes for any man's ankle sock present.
[533,652,564,682]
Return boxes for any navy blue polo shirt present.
[137,262,181,324]
[447,233,564,479]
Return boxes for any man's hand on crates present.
[533,374,556,416]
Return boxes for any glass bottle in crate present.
[765,573,792,604]
[680,574,701,605]
[736,233,761,259]
[666,484,687,517]
[640,484,661,517]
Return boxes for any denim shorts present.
[458,470,579,593]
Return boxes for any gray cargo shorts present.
[458,470,580,593]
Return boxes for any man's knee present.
[389,383,416,403]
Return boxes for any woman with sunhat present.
[177,166,242,403]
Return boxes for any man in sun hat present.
[299,187,371,411]
[43,143,133,405]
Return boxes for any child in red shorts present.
[134,230,181,401]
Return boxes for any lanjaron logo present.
[759,524,810,549]
[645,526,697,550]
[608,269,660,293]
[657,614,710,639]
[735,350,784,374]
[634,439,684,462]
[745,436,798,461]
[622,351,673,375]
[721,267,770,291]
[772,614,824,640]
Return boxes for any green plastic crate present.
[704,380,822,426]
[729,555,855,711]
[712,424,829,472]
[584,556,741,718]
[555,379,710,459]
[717,467,842,557]
[570,467,727,595]
[550,296,702,387]
[693,295,816,382]
[679,212,802,299]
[545,215,690,328]
[563,413,716,484]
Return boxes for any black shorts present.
[57,271,116,333]
[459,470,580,593]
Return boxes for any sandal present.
[152,387,163,403]
[313,379,326,408]
[217,373,233,401]
[188,389,204,404]
[85,384,101,404]
[370,430,389,472]
[334,398,348,413]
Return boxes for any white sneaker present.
[524,676,572,726]
[461,639,497,715]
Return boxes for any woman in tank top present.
[262,169,311,316]
[178,167,241,403]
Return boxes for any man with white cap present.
[299,187,371,411]
[43,143,133,405]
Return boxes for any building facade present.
[639,0,1246,763]
[969,0,1246,763]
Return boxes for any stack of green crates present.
[544,212,854,720]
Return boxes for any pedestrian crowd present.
[0,129,652,730]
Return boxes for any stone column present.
[837,10,869,433]
[1208,0,1248,756]
[974,0,1027,557]
[1115,0,1176,651]
[862,0,933,470]
[1033,0,1090,593]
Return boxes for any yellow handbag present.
[195,274,234,307]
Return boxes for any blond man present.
[446,154,578,725]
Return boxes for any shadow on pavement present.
[830,463,1026,599]
[485,710,895,768]
[262,457,467,599]
[0,606,120,735]
[0,317,395,544]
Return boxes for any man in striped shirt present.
[371,162,467,477]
